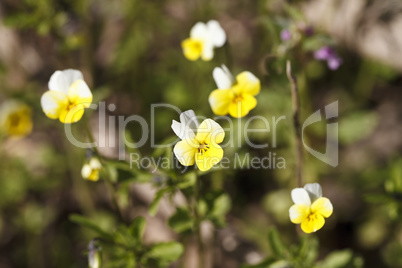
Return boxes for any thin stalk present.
[286,60,303,187]
[193,173,205,268]
[83,115,126,223]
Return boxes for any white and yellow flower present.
[182,20,226,61]
[81,157,102,181]
[172,110,225,171]
[0,100,33,137]
[289,183,333,233]
[208,65,260,118]
[41,69,92,124]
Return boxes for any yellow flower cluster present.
[36,19,333,234]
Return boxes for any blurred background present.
[0,0,401,267]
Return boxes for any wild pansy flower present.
[88,240,102,268]
[181,20,226,61]
[314,46,342,70]
[172,110,224,171]
[41,69,93,124]
[81,157,102,181]
[208,65,260,118]
[289,183,333,233]
[0,100,33,137]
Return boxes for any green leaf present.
[176,172,196,189]
[146,241,184,264]
[69,214,113,240]
[168,208,193,234]
[149,188,168,216]
[206,193,231,226]
[339,112,378,145]
[129,217,146,243]
[210,193,231,217]
[294,236,318,266]
[267,228,287,259]
[317,249,363,268]
[240,258,285,268]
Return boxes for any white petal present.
[201,42,214,61]
[48,69,84,94]
[213,64,233,89]
[171,110,200,140]
[67,79,93,108]
[190,22,208,40]
[40,91,68,119]
[81,164,92,178]
[304,183,323,202]
[291,188,311,206]
[89,158,102,169]
[207,20,226,47]
[180,110,200,130]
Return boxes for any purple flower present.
[280,29,291,41]
[327,56,342,70]
[314,46,333,60]
[314,46,342,70]
[304,26,314,36]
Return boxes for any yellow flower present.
[41,69,93,124]
[172,110,225,171]
[208,65,260,118]
[182,20,226,61]
[81,157,102,181]
[289,183,333,233]
[0,100,33,137]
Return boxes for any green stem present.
[83,115,126,223]
[286,60,303,188]
[193,173,205,268]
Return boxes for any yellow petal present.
[228,94,257,118]
[235,71,260,96]
[195,144,223,171]
[41,91,69,120]
[289,204,310,224]
[301,213,325,233]
[195,119,225,144]
[81,164,99,181]
[67,79,93,108]
[59,103,85,124]
[208,89,234,116]
[182,38,203,61]
[311,197,333,218]
[173,139,199,166]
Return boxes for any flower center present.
[8,112,21,127]
[233,94,244,103]
[66,102,76,112]
[198,143,210,155]
[306,212,319,222]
